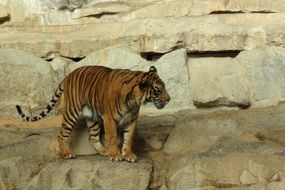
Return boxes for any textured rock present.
[167,153,247,189]
[237,47,285,107]
[163,118,241,154]
[0,49,58,116]
[25,158,152,190]
[71,1,131,20]
[248,159,276,181]
[0,155,54,190]
[1,103,285,189]
[166,152,285,190]
[188,46,285,108]
[154,49,193,111]
[188,57,251,108]
[119,0,285,20]
[267,181,285,190]
[0,5,9,23]
[0,14,284,58]
[240,170,258,185]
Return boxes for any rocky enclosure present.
[0,0,285,190]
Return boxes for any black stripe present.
[47,105,53,110]
[55,92,60,98]
[40,112,46,117]
[89,131,100,137]
[63,114,76,127]
[61,133,70,138]
[123,129,129,133]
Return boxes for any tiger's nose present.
[165,94,171,103]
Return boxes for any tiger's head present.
[139,66,171,109]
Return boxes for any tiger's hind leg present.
[58,112,78,159]
[86,120,106,155]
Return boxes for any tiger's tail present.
[16,84,63,122]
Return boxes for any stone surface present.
[0,5,9,23]
[0,49,58,116]
[119,0,285,20]
[188,57,251,108]
[1,102,285,189]
[237,47,285,107]
[188,46,285,108]
[163,118,242,155]
[0,14,284,58]
[1,1,285,189]
[240,170,258,185]
[25,158,152,190]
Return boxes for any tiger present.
[16,65,170,162]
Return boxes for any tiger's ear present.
[149,66,157,73]
[139,80,150,90]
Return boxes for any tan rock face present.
[1,103,285,189]
[0,49,58,116]
[1,46,285,115]
[0,14,284,58]
[0,1,285,189]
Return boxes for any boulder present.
[25,158,152,190]
[0,49,58,116]
[237,47,285,107]
[188,57,251,108]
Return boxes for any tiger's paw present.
[109,155,123,162]
[108,148,123,162]
[122,151,137,163]
[91,143,107,156]
[62,153,77,159]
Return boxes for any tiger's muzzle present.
[154,93,171,109]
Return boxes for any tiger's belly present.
[81,105,101,122]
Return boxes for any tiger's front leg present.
[122,120,138,163]
[103,115,123,161]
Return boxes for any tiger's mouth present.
[154,101,168,109]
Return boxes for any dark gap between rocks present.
[61,56,86,62]
[0,14,10,25]
[188,50,242,58]
[251,10,277,14]
[210,10,244,14]
[78,12,120,19]
[194,98,251,109]
[210,10,276,15]
[140,52,166,61]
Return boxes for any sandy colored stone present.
[237,47,285,107]
[163,118,241,154]
[120,0,285,20]
[188,57,250,108]
[266,181,285,190]
[25,158,152,190]
[248,160,276,180]
[0,155,54,190]
[240,170,258,185]
[0,49,58,116]
[0,5,9,20]
[0,14,284,58]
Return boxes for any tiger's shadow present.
[71,117,174,159]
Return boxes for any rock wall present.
[0,0,285,115]
[0,1,285,190]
